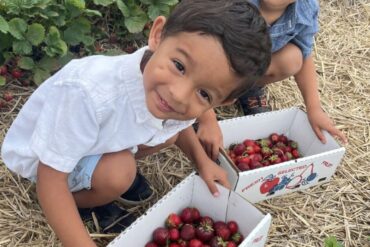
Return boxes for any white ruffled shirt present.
[1,47,195,179]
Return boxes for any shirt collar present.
[120,46,164,130]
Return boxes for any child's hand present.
[197,159,231,197]
[307,108,347,144]
[197,118,223,161]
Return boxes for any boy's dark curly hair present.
[142,0,271,100]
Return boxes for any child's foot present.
[239,87,271,115]
[78,202,137,233]
[117,172,154,205]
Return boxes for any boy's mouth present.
[157,93,175,113]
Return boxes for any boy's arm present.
[196,109,223,161]
[37,163,96,247]
[175,126,230,196]
[294,55,347,144]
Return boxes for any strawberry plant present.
[0,0,179,86]
[324,236,344,247]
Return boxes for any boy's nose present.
[169,81,192,113]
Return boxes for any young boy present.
[196,0,347,161]
[1,0,271,246]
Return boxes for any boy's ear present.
[148,16,166,51]
[220,98,237,106]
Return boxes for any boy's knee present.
[92,150,137,196]
[270,43,303,78]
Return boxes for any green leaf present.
[44,26,67,57]
[116,0,130,17]
[37,56,60,71]
[125,14,148,33]
[324,236,344,247]
[93,0,115,7]
[63,17,91,46]
[33,67,50,85]
[84,9,102,17]
[18,56,35,70]
[0,15,9,34]
[8,18,27,40]
[65,0,85,10]
[0,76,6,86]
[26,23,45,46]
[147,4,170,20]
[13,40,32,55]
[0,32,13,51]
[58,51,75,67]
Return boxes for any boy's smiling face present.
[143,17,240,121]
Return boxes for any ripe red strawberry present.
[269,133,279,144]
[191,207,201,223]
[226,241,237,247]
[233,143,245,156]
[169,243,181,247]
[169,228,180,241]
[284,146,293,153]
[292,149,300,158]
[213,221,227,231]
[278,134,288,144]
[180,207,193,223]
[272,147,284,157]
[249,160,263,170]
[226,221,238,234]
[231,232,244,244]
[180,224,196,240]
[244,145,255,155]
[196,220,214,242]
[0,65,7,75]
[261,159,270,167]
[258,138,272,147]
[11,69,22,79]
[249,153,262,162]
[237,162,250,171]
[145,242,159,247]
[215,225,231,241]
[236,155,250,165]
[3,91,13,102]
[153,227,169,245]
[210,236,226,247]
[253,144,261,153]
[268,154,282,165]
[200,216,214,226]
[243,139,256,147]
[166,213,182,228]
[189,239,203,247]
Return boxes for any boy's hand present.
[307,108,347,144]
[197,158,231,197]
[196,109,223,161]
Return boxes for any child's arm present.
[295,55,347,144]
[196,109,223,161]
[37,163,97,247]
[175,126,230,196]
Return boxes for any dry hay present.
[0,1,369,246]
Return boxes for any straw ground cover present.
[0,1,369,246]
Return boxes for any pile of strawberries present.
[227,133,301,171]
[145,207,243,247]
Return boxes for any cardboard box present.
[108,173,271,247]
[218,107,346,203]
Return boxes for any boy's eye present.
[198,89,211,103]
[173,60,185,74]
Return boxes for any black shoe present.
[117,172,154,206]
[78,202,137,233]
[239,87,271,115]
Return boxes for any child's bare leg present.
[73,150,137,208]
[258,43,303,86]
[73,134,179,208]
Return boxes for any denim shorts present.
[67,154,102,192]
